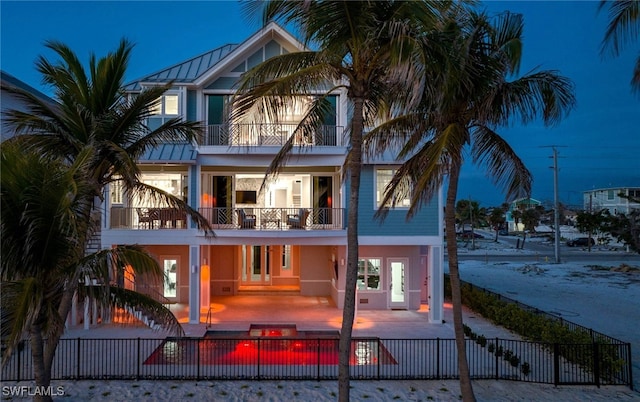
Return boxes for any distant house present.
[505,197,542,232]
[583,187,640,215]
[1,70,56,141]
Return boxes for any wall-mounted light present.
[340,258,345,266]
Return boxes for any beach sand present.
[3,379,638,401]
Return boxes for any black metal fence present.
[458,278,626,347]
[2,337,632,388]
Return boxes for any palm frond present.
[599,0,640,57]
[470,124,532,201]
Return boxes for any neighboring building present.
[505,197,541,232]
[583,187,640,215]
[100,23,445,325]
[1,70,56,141]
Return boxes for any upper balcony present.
[109,206,345,231]
[201,123,344,148]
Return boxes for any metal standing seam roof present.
[139,143,197,164]
[123,44,239,91]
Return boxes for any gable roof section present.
[124,22,305,91]
[123,44,239,91]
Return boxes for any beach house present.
[100,22,445,325]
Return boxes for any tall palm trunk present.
[29,323,52,402]
[338,96,365,402]
[445,163,476,402]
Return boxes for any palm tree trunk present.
[338,96,365,402]
[29,323,53,402]
[445,163,476,402]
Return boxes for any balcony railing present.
[203,124,343,147]
[108,207,345,231]
[201,207,344,230]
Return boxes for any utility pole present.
[552,147,561,263]
[542,145,565,264]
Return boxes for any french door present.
[241,245,271,285]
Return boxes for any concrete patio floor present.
[64,295,518,341]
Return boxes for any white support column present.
[70,292,78,327]
[83,298,90,330]
[428,245,444,323]
[92,297,98,326]
[188,245,201,324]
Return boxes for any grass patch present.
[101,392,110,397]
[131,384,139,388]
[144,392,151,396]
[185,393,194,397]
[377,387,385,392]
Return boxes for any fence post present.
[436,338,440,380]
[627,343,634,391]
[593,343,600,388]
[553,343,559,386]
[16,341,21,382]
[316,338,321,381]
[495,338,499,380]
[136,338,140,380]
[376,339,380,381]
[77,338,81,379]
[257,339,261,380]
[197,339,201,380]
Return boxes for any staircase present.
[111,276,174,331]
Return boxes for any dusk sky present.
[1,1,638,209]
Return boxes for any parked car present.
[566,237,595,247]
[498,229,509,236]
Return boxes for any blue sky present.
[1,1,638,208]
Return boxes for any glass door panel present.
[241,245,271,285]
[389,259,407,308]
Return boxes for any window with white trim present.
[148,94,180,132]
[376,169,411,208]
[151,94,179,116]
[357,258,381,291]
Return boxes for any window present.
[163,258,178,298]
[110,178,123,205]
[376,169,410,208]
[151,94,179,116]
[282,245,291,270]
[607,190,615,200]
[357,258,381,291]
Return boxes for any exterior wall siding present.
[299,246,333,296]
[357,166,439,236]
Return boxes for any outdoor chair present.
[237,209,256,229]
[137,208,156,229]
[287,208,309,229]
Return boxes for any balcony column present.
[188,245,201,324]
[428,245,444,324]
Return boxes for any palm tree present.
[599,0,640,93]
[488,205,508,242]
[1,142,181,402]
[2,39,213,401]
[235,2,451,399]
[3,39,212,229]
[366,10,576,401]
